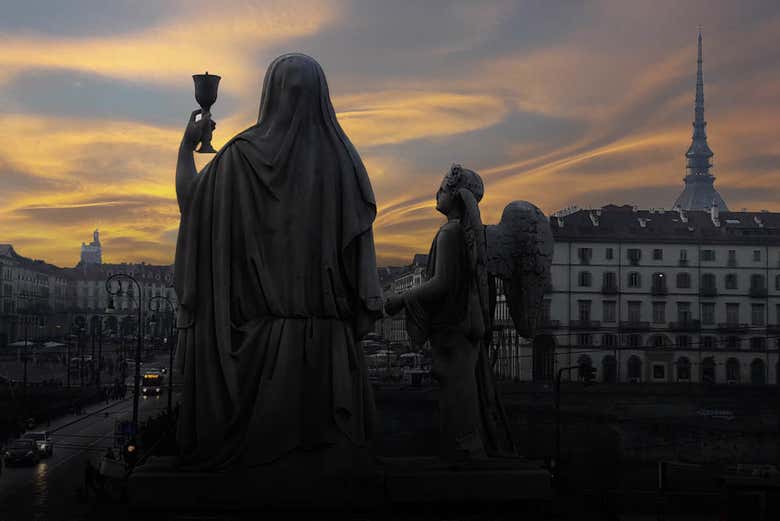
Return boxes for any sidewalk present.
[35,396,131,434]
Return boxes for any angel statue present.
[385,164,553,461]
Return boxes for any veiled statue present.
[173,54,383,470]
[385,165,553,461]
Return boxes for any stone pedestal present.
[128,455,551,513]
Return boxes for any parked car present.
[22,431,54,458]
[3,439,41,466]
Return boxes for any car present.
[3,439,41,466]
[22,431,54,458]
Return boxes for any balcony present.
[717,322,749,333]
[651,285,668,296]
[678,259,689,267]
[569,320,601,330]
[749,286,768,298]
[601,283,619,295]
[669,320,701,331]
[699,287,718,297]
[620,321,650,331]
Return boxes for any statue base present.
[128,455,552,513]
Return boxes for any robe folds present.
[173,54,383,469]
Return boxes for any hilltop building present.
[80,230,103,265]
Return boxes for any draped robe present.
[173,54,383,469]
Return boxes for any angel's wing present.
[485,201,554,338]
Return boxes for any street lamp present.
[148,295,176,416]
[106,273,143,435]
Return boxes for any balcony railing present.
[669,320,701,331]
[569,320,601,330]
[678,259,689,266]
[699,287,718,297]
[717,322,749,333]
[601,283,619,294]
[651,285,668,296]
[620,321,650,331]
[749,287,768,298]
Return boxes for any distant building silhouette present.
[673,30,729,212]
[80,229,102,265]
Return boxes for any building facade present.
[495,205,780,385]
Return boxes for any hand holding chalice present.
[192,72,220,153]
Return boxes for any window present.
[653,335,669,348]
[677,302,692,323]
[605,248,614,260]
[726,336,740,349]
[726,303,740,324]
[676,335,691,348]
[578,248,592,265]
[627,334,642,348]
[577,300,592,322]
[753,250,761,262]
[701,249,715,262]
[603,301,616,323]
[725,273,738,290]
[750,337,767,351]
[627,301,642,322]
[627,272,641,288]
[701,303,715,325]
[775,274,780,291]
[701,273,716,290]
[751,274,766,290]
[653,249,663,261]
[752,304,765,326]
[702,336,716,350]
[578,271,592,287]
[676,357,691,381]
[651,273,667,292]
[652,302,666,323]
[602,271,617,290]
[627,356,642,380]
[679,249,688,263]
[602,334,617,347]
[728,250,737,265]
[577,355,593,380]
[726,358,740,382]
[676,272,691,289]
[652,364,666,379]
[627,248,641,264]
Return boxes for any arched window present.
[578,271,592,287]
[750,359,766,385]
[676,272,691,289]
[627,356,642,381]
[676,357,691,381]
[726,358,740,382]
[701,357,716,384]
[602,355,617,383]
[628,272,641,288]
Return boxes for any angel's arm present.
[404,226,459,306]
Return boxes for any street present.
[0,391,170,521]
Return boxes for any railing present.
[619,321,650,331]
[651,285,668,296]
[717,322,749,333]
[669,320,701,331]
[749,287,768,298]
[569,320,601,330]
[601,283,619,294]
[678,259,689,266]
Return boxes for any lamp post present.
[148,295,176,415]
[106,273,143,434]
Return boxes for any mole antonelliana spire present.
[673,29,729,211]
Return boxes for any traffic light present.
[581,364,597,385]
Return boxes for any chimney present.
[710,201,720,227]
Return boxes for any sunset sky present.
[0,0,778,267]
